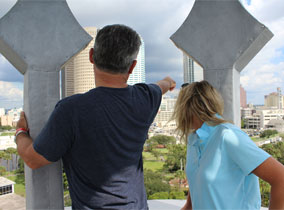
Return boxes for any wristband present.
[14,128,29,144]
[15,128,28,133]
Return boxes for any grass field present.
[0,132,14,136]
[143,160,164,171]
[143,149,167,172]
[252,134,280,142]
[5,173,26,197]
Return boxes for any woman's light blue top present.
[186,122,270,210]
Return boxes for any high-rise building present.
[127,37,145,85]
[0,108,5,117]
[264,87,284,109]
[240,85,247,108]
[63,27,98,97]
[183,53,203,83]
[63,28,145,96]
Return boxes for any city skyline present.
[127,37,146,85]
[183,53,203,84]
[0,0,284,108]
[63,27,98,97]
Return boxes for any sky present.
[0,0,284,108]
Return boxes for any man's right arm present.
[156,76,176,94]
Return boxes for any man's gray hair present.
[93,24,141,74]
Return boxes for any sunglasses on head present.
[181,83,189,88]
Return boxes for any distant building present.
[153,97,177,135]
[0,115,13,127]
[63,27,98,97]
[245,108,284,129]
[0,108,5,117]
[240,85,247,108]
[266,119,284,132]
[264,87,284,109]
[183,53,203,83]
[0,177,15,196]
[63,28,146,96]
[127,37,145,85]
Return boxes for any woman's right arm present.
[181,190,192,210]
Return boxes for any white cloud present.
[0,54,7,64]
[239,0,284,104]
[0,81,23,106]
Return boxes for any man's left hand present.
[16,111,29,131]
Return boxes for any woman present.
[172,80,284,210]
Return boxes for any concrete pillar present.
[0,0,92,209]
[171,0,273,126]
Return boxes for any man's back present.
[33,83,162,209]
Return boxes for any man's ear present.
[128,60,137,74]
[89,48,94,64]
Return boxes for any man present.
[15,24,176,209]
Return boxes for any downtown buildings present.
[63,27,146,97]
[183,53,203,83]
[242,87,284,132]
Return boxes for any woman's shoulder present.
[215,123,247,138]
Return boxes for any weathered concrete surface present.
[171,0,273,126]
[0,193,26,210]
[0,0,92,209]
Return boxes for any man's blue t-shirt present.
[33,84,162,209]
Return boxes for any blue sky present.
[0,0,284,108]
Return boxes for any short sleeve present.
[134,83,162,122]
[33,100,74,162]
[222,128,270,175]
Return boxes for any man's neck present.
[94,68,129,88]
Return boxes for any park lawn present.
[0,132,14,136]
[143,160,164,171]
[5,174,26,197]
[251,137,263,142]
[252,134,280,142]
[157,148,168,154]
[143,151,155,160]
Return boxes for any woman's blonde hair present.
[172,80,227,140]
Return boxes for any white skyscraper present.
[183,53,203,83]
[127,37,145,85]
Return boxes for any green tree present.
[5,147,17,170]
[241,119,245,128]
[260,130,278,138]
[0,150,5,167]
[2,152,11,172]
[261,142,284,165]
[174,170,186,189]
[149,135,176,146]
[144,169,170,197]
[17,158,25,174]
[259,179,270,207]
[0,166,6,175]
[169,191,185,199]
[144,138,158,152]
[151,149,162,160]
[0,125,13,131]
[259,141,284,207]
[163,144,186,172]
[148,192,169,199]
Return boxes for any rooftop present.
[0,176,15,187]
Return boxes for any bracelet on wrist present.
[14,128,29,144]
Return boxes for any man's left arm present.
[15,112,51,169]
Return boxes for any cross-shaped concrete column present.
[171,0,273,126]
[0,0,92,209]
